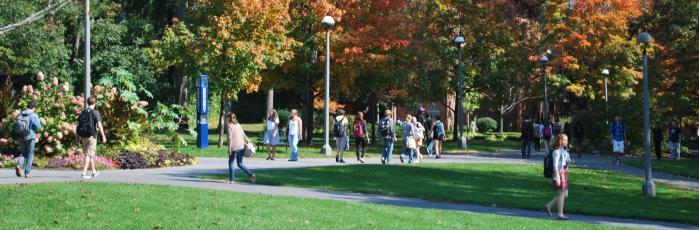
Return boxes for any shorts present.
[81,136,97,157]
[552,168,568,190]
[336,136,348,150]
[612,140,624,153]
[263,131,280,145]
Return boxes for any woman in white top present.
[287,109,303,161]
[545,134,572,220]
[264,109,280,160]
[413,117,425,163]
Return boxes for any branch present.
[0,0,72,35]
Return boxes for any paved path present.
[1,155,697,229]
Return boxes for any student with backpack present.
[333,109,349,163]
[433,115,445,159]
[77,97,107,179]
[521,116,534,159]
[542,116,555,152]
[14,102,42,178]
[353,111,368,163]
[379,110,396,164]
[424,113,435,155]
[533,119,542,152]
[609,115,627,166]
[544,134,572,220]
[287,109,303,162]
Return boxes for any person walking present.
[424,113,435,155]
[669,120,681,160]
[542,116,555,152]
[413,117,425,163]
[400,115,417,163]
[226,113,256,184]
[433,115,445,159]
[333,109,349,163]
[14,102,42,178]
[353,111,369,163]
[544,134,572,220]
[521,116,534,159]
[652,126,663,160]
[609,115,627,166]
[533,119,542,152]
[76,97,107,179]
[287,109,302,162]
[264,109,280,160]
[379,110,396,164]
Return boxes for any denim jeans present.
[17,139,35,175]
[288,134,299,161]
[382,139,394,164]
[426,139,435,155]
[669,142,681,160]
[521,140,532,158]
[228,149,253,181]
[401,146,415,163]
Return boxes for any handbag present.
[244,143,256,157]
[406,138,417,149]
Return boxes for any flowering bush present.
[46,147,119,169]
[0,154,16,168]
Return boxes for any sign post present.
[196,75,208,149]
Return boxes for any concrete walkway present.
[1,155,697,229]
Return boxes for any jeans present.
[228,149,253,181]
[355,137,367,159]
[521,140,532,158]
[533,137,541,152]
[382,139,394,164]
[288,134,299,161]
[653,141,662,160]
[17,139,35,175]
[401,146,415,163]
[426,139,435,155]
[669,142,681,160]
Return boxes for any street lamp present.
[637,32,655,197]
[320,16,335,155]
[540,55,549,124]
[602,69,609,124]
[454,36,467,148]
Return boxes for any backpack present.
[77,109,96,138]
[353,122,365,138]
[13,113,31,138]
[543,149,555,178]
[533,124,541,138]
[333,117,346,138]
[380,118,391,136]
[435,121,445,139]
[543,125,552,139]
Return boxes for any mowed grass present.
[156,124,519,158]
[0,183,618,229]
[200,163,699,225]
[626,159,699,179]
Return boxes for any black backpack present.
[543,149,555,178]
[333,117,346,138]
[76,109,96,138]
[13,113,31,138]
[379,118,391,136]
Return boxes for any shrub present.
[119,150,149,169]
[476,117,497,133]
[0,154,16,168]
[46,148,119,169]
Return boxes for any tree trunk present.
[217,92,226,148]
[303,84,314,145]
[499,111,504,134]
[173,0,187,106]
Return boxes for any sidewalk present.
[1,156,698,229]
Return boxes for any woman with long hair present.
[413,117,425,163]
[287,109,303,161]
[545,134,572,220]
[353,111,368,163]
[226,112,256,184]
[400,115,417,163]
[264,109,280,160]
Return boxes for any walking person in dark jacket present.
[652,126,663,160]
[521,116,534,159]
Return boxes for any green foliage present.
[476,117,497,133]
[149,102,196,152]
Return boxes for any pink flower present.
[61,83,70,92]
[36,72,45,81]
[40,118,46,126]
[11,110,20,117]
[44,146,53,154]
[0,138,7,145]
[51,77,59,86]
[138,101,149,107]
[94,85,103,92]
[27,85,34,95]
[22,85,28,93]
[43,131,49,138]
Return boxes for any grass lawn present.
[153,124,519,158]
[626,159,699,179]
[0,183,617,229]
[199,163,699,225]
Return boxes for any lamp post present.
[638,32,655,197]
[320,16,335,155]
[454,36,467,148]
[602,69,609,124]
[84,0,91,108]
[540,55,549,123]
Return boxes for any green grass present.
[153,123,519,158]
[626,159,699,179]
[0,182,617,229]
[199,163,699,225]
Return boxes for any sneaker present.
[359,158,365,164]
[250,174,257,184]
[92,171,100,178]
[339,159,346,163]
[381,157,386,164]
[15,166,22,177]
[399,155,404,163]
[81,174,92,179]
[335,155,339,163]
